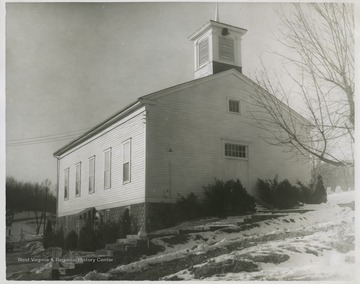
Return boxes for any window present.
[228,99,240,113]
[199,37,209,66]
[219,36,235,63]
[225,143,247,159]
[89,156,95,193]
[104,148,112,189]
[64,168,69,200]
[123,139,131,183]
[75,163,81,197]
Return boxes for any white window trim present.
[224,142,249,161]
[226,97,241,115]
[122,138,132,184]
[64,168,69,201]
[75,162,81,197]
[104,148,112,189]
[89,156,95,194]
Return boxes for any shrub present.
[296,181,313,203]
[174,193,205,222]
[98,220,122,244]
[203,179,256,216]
[78,221,102,251]
[256,176,300,209]
[121,208,132,236]
[311,175,327,204]
[298,175,327,204]
[53,227,65,248]
[42,221,65,248]
[147,203,176,231]
[42,220,53,249]
[65,230,78,250]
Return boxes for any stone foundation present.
[57,202,147,237]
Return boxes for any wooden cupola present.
[189,20,247,79]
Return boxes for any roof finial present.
[215,3,219,22]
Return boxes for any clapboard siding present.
[57,107,146,217]
[146,73,310,202]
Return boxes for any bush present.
[78,221,102,251]
[298,175,327,204]
[121,208,132,236]
[147,203,176,231]
[42,221,65,248]
[312,175,327,203]
[98,220,122,244]
[256,176,300,209]
[297,181,313,203]
[65,230,78,250]
[54,228,65,248]
[174,193,205,222]
[203,179,256,216]
[42,220,53,249]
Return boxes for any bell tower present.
[189,19,247,79]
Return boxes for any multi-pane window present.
[104,149,112,189]
[229,99,240,113]
[89,156,95,193]
[225,143,247,159]
[219,36,235,63]
[75,162,81,197]
[199,37,209,66]
[123,139,131,183]
[64,168,69,200]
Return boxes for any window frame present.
[227,98,241,114]
[88,156,95,194]
[75,162,81,197]
[122,139,131,184]
[224,143,248,160]
[64,168,69,200]
[104,148,112,189]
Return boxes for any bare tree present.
[250,3,354,167]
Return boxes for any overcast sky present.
[4,2,307,185]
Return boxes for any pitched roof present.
[53,68,308,157]
[53,69,240,157]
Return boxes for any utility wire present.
[6,128,90,147]
[6,128,90,142]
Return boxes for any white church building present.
[54,19,310,234]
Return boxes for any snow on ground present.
[81,192,356,281]
[9,220,42,242]
[164,223,355,280]
[327,190,355,205]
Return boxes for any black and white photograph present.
[3,1,357,281]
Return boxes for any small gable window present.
[228,99,240,113]
[198,37,209,67]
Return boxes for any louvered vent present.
[199,38,209,66]
[219,36,235,63]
